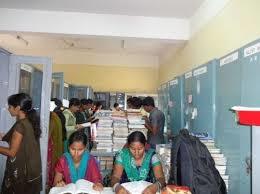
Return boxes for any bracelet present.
[156,181,162,192]
[113,183,120,192]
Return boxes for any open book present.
[121,180,152,194]
[49,179,109,194]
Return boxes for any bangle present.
[156,181,162,192]
[113,183,120,192]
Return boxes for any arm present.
[144,122,159,136]
[63,112,76,132]
[0,130,23,158]
[53,171,66,187]
[111,164,130,194]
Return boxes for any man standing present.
[143,96,165,148]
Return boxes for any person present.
[63,98,84,139]
[0,93,42,194]
[113,102,122,111]
[53,131,103,191]
[75,98,94,150]
[127,97,133,109]
[142,96,165,148]
[47,111,63,190]
[111,131,166,194]
[52,98,67,142]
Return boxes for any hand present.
[76,124,84,130]
[93,182,103,191]
[142,184,158,194]
[115,184,131,194]
[0,132,5,141]
[55,180,66,187]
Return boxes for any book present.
[49,179,108,194]
[121,180,152,194]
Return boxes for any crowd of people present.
[0,93,166,194]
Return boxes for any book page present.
[121,181,152,194]
[81,122,91,127]
[49,183,76,194]
[75,179,100,194]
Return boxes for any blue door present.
[240,40,260,194]
[183,71,194,130]
[216,50,249,194]
[192,60,217,137]
[168,76,184,135]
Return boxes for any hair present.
[8,93,41,139]
[69,98,80,108]
[51,98,63,108]
[127,131,146,145]
[132,97,142,109]
[80,98,88,105]
[86,99,93,104]
[142,96,155,107]
[95,101,102,108]
[68,131,88,147]
[114,102,119,108]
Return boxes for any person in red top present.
[53,131,103,191]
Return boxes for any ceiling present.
[0,0,205,67]
[0,0,204,18]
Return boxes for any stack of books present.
[127,109,147,138]
[200,138,229,190]
[95,111,113,152]
[112,112,128,151]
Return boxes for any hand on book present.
[115,184,130,194]
[141,183,157,194]
[55,180,66,187]
[93,182,103,191]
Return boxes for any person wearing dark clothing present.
[143,96,165,148]
[0,93,42,194]
[52,98,67,141]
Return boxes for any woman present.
[63,98,83,139]
[53,131,103,191]
[0,93,42,194]
[111,131,166,194]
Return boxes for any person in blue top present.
[111,131,166,194]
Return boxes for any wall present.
[159,0,260,83]
[53,64,158,93]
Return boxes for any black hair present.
[95,101,102,108]
[8,93,41,140]
[127,131,146,145]
[80,98,88,105]
[69,98,80,108]
[68,131,88,147]
[86,99,93,104]
[132,97,142,109]
[51,98,63,108]
[142,96,155,107]
[114,102,119,108]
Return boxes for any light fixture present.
[16,35,29,46]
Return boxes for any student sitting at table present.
[111,131,166,194]
[53,131,103,191]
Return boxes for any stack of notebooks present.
[199,138,229,190]
[112,112,128,151]
[96,111,113,152]
[127,109,147,138]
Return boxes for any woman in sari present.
[0,93,42,194]
[111,131,166,194]
[53,131,103,191]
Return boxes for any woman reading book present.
[53,131,103,191]
[111,131,166,194]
